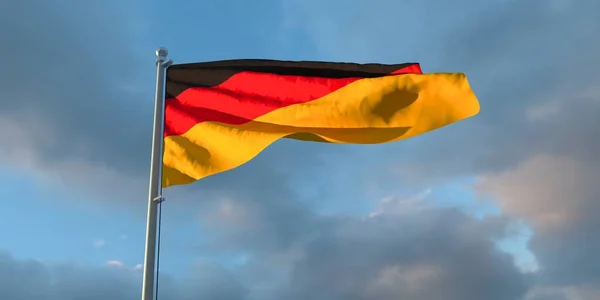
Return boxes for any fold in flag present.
[163,59,479,187]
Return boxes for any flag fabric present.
[162,59,479,188]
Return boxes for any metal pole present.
[141,47,172,300]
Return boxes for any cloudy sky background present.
[1,0,599,299]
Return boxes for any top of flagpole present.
[156,47,168,62]
[156,47,173,68]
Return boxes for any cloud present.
[169,189,532,300]
[0,192,529,300]
[0,252,247,300]
[476,154,600,295]
[476,155,598,231]
[271,206,528,300]
[0,252,139,300]
[368,189,432,218]
[92,239,106,248]
[526,285,600,300]
[0,0,152,200]
[106,260,125,268]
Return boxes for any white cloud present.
[526,101,562,121]
[368,189,433,218]
[92,239,106,247]
[106,260,125,268]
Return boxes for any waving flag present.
[162,59,479,187]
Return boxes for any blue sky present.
[1,0,599,299]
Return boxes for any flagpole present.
[141,47,172,300]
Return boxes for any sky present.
[0,0,599,299]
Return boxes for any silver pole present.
[141,47,172,300]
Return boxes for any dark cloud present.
[0,200,530,300]
[0,253,247,300]
[276,209,528,300]
[0,0,153,178]
[0,253,139,300]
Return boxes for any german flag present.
[163,59,479,188]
